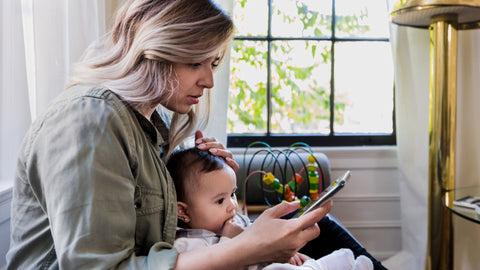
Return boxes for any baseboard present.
[342,220,401,229]
[375,250,400,262]
[381,251,418,270]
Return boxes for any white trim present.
[375,251,399,261]
[342,220,402,229]
[230,145,397,154]
[0,184,12,224]
[321,146,398,169]
[0,183,12,203]
[231,146,398,170]
[334,194,400,202]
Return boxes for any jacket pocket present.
[133,185,165,255]
[134,185,164,216]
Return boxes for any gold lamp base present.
[390,1,480,269]
[427,15,457,270]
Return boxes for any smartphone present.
[293,170,351,218]
[279,171,351,219]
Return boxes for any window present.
[227,0,395,147]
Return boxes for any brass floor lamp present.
[390,1,480,269]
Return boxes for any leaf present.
[311,44,317,57]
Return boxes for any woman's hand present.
[234,200,333,264]
[194,130,239,172]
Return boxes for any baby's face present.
[186,166,238,234]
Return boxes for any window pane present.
[271,0,332,37]
[270,40,331,134]
[335,0,390,38]
[233,0,268,36]
[334,42,394,133]
[228,40,268,133]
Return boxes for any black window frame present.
[227,0,396,148]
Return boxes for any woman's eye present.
[231,192,236,199]
[216,198,224,205]
[190,63,201,68]
[211,62,219,68]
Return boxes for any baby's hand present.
[289,252,310,266]
[221,218,244,238]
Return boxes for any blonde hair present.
[69,0,233,157]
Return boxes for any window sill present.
[0,182,12,201]
[0,182,13,224]
[227,134,396,148]
[231,145,398,170]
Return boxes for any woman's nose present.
[198,66,214,89]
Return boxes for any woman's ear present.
[177,201,190,223]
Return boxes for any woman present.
[6,0,330,269]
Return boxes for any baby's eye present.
[190,63,201,68]
[216,198,224,205]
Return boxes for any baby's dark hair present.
[166,147,228,203]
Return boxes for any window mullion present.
[266,0,273,135]
[330,0,336,136]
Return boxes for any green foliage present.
[335,13,370,35]
[296,2,329,36]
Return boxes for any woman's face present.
[162,56,220,114]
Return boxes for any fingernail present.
[197,144,206,149]
[209,148,217,154]
[195,139,203,144]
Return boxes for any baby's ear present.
[177,202,190,223]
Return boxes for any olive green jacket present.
[7,85,178,269]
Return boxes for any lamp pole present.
[427,14,457,270]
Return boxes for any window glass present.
[270,40,331,134]
[228,40,268,133]
[271,0,332,37]
[233,0,268,36]
[334,41,394,133]
[335,0,390,38]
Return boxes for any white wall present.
[323,147,401,261]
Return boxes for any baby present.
[166,147,373,270]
